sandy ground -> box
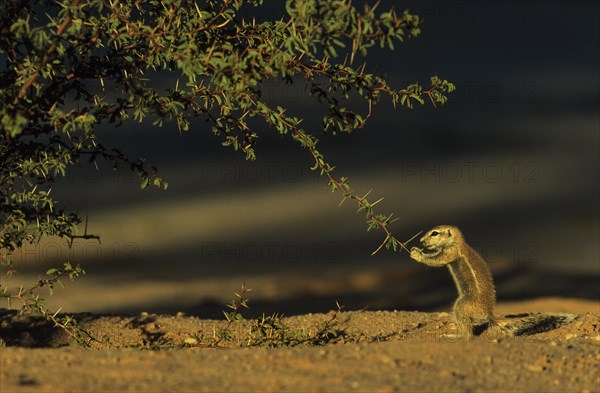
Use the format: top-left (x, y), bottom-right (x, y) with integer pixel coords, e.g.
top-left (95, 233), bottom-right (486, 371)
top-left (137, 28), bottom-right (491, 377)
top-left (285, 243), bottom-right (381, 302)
top-left (1, 297), bottom-right (599, 393)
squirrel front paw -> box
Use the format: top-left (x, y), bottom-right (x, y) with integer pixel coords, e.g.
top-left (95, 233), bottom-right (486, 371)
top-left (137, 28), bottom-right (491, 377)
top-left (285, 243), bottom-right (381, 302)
top-left (409, 247), bottom-right (423, 260)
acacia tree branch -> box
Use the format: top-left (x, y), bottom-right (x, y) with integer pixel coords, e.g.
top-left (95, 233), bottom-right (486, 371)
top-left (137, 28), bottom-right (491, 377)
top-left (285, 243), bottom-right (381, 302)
top-left (15, 0), bottom-right (80, 102)
top-left (292, 128), bottom-right (413, 255)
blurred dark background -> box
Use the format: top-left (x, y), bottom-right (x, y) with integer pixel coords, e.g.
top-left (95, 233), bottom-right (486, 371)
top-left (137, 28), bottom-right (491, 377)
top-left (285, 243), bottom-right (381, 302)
top-left (4, 0), bottom-right (599, 317)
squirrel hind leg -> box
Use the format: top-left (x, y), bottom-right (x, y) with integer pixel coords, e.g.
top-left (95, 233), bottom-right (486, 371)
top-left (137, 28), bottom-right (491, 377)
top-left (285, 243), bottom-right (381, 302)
top-left (451, 298), bottom-right (475, 339)
top-left (452, 297), bottom-right (496, 339)
top-left (446, 317), bottom-right (475, 340)
top-left (452, 319), bottom-right (511, 340)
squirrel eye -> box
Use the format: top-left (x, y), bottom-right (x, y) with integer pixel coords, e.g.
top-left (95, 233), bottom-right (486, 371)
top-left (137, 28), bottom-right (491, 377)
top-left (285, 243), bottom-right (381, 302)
top-left (430, 231), bottom-right (439, 236)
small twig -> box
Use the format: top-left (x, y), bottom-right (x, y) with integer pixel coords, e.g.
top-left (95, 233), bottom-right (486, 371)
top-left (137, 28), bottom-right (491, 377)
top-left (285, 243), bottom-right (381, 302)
top-left (66, 214), bottom-right (100, 248)
top-left (425, 90), bottom-right (437, 108)
top-left (371, 234), bottom-right (391, 256)
top-left (402, 230), bottom-right (423, 246)
top-left (399, 230), bottom-right (424, 252)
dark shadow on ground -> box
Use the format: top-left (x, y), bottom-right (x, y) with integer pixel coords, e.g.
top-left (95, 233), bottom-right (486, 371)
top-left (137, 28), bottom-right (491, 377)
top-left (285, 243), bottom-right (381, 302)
top-left (97, 265), bottom-right (599, 319)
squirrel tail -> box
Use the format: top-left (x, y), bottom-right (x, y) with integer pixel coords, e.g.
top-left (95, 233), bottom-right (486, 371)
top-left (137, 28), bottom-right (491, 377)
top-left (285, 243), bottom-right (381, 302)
top-left (495, 313), bottom-right (578, 336)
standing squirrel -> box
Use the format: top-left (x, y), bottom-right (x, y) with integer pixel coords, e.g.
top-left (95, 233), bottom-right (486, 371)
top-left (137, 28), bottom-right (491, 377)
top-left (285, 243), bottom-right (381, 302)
top-left (409, 225), bottom-right (497, 338)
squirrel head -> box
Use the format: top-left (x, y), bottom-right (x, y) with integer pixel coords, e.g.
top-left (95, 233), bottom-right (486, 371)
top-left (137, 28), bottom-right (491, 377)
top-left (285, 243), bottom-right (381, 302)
top-left (420, 225), bottom-right (464, 251)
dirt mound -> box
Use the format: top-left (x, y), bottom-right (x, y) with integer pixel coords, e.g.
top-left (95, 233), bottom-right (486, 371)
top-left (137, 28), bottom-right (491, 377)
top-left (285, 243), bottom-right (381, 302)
top-left (1, 299), bottom-right (599, 392)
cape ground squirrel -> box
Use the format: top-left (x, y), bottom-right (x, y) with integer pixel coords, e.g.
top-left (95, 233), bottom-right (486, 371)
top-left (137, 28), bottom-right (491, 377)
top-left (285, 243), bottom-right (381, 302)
top-left (409, 225), bottom-right (496, 338)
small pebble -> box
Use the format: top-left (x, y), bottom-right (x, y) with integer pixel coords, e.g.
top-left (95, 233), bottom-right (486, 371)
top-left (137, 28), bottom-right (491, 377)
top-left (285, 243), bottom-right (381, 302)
top-left (526, 364), bottom-right (544, 373)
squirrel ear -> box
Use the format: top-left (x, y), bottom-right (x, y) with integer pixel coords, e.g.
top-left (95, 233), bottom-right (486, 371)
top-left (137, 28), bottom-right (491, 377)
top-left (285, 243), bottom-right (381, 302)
top-left (447, 230), bottom-right (452, 237)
